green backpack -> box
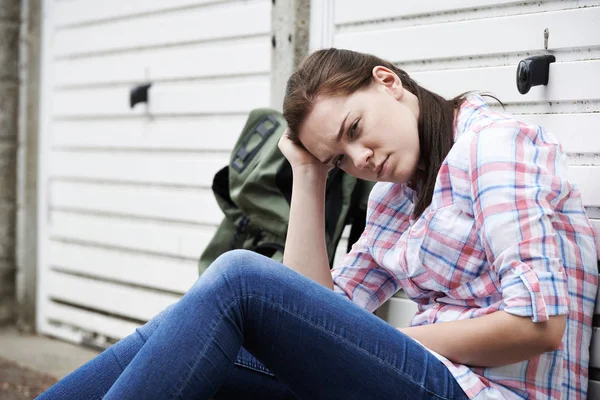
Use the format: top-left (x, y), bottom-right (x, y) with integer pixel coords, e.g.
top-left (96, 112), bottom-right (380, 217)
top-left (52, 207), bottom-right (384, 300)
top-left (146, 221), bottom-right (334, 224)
top-left (198, 108), bottom-right (374, 274)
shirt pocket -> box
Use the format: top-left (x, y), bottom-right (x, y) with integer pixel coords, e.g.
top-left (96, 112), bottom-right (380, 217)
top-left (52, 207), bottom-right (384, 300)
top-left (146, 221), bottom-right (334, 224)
top-left (417, 203), bottom-right (488, 292)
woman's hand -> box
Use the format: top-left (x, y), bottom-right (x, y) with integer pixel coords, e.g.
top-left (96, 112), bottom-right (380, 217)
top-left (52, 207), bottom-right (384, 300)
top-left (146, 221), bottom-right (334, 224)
top-left (278, 129), bottom-right (332, 175)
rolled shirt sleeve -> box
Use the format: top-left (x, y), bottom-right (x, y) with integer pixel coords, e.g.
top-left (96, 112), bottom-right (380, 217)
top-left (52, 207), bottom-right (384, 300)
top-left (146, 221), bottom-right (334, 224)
top-left (469, 120), bottom-right (570, 322)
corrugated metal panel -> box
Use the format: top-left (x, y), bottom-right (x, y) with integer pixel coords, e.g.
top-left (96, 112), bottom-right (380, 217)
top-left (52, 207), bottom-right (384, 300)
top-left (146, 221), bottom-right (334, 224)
top-left (316, 0), bottom-right (600, 387)
top-left (38, 0), bottom-right (272, 346)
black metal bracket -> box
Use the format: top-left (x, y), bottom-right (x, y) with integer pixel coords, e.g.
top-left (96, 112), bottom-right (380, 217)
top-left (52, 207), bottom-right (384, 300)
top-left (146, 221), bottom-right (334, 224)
top-left (516, 55), bottom-right (555, 95)
top-left (130, 83), bottom-right (152, 108)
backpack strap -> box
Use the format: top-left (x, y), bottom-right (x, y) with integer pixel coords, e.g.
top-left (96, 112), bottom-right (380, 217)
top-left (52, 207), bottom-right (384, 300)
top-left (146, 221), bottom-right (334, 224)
top-left (231, 114), bottom-right (280, 173)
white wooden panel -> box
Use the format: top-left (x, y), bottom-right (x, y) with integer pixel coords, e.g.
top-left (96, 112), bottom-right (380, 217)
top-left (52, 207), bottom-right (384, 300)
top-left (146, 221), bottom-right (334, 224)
top-left (46, 302), bottom-right (140, 340)
top-left (41, 0), bottom-right (274, 346)
top-left (52, 116), bottom-right (247, 152)
top-left (51, 150), bottom-right (228, 187)
top-left (47, 271), bottom-right (179, 322)
top-left (55, 0), bottom-right (221, 26)
top-left (53, 76), bottom-right (270, 117)
top-left (54, 1), bottom-right (271, 56)
top-left (335, 0), bottom-right (531, 24)
top-left (375, 297), bottom-right (418, 328)
top-left (53, 86), bottom-right (144, 117)
top-left (50, 211), bottom-right (216, 260)
top-left (412, 61), bottom-right (600, 104)
top-left (50, 241), bottom-right (197, 294)
top-left (38, 321), bottom-right (85, 346)
top-left (150, 77), bottom-right (271, 115)
top-left (37, 0), bottom-right (57, 337)
top-left (335, 7), bottom-right (600, 63)
top-left (54, 37), bottom-right (270, 86)
top-left (569, 167), bottom-right (600, 208)
top-left (51, 181), bottom-right (222, 225)
top-left (520, 114), bottom-right (600, 154)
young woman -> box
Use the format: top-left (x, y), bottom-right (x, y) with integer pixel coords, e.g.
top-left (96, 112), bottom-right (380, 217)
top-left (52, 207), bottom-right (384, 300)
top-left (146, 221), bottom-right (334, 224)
top-left (39, 48), bottom-right (598, 400)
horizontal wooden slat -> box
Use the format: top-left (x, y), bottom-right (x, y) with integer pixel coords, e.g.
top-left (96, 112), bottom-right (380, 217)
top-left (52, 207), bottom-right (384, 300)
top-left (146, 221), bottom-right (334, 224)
top-left (520, 114), bottom-right (600, 154)
top-left (51, 116), bottom-right (247, 151)
top-left (150, 77), bottom-right (271, 115)
top-left (46, 302), bottom-right (140, 340)
top-left (38, 322), bottom-right (85, 346)
top-left (47, 271), bottom-right (179, 322)
top-left (334, 0), bottom-right (532, 24)
top-left (54, 1), bottom-right (271, 56)
top-left (412, 61), bottom-right (600, 104)
top-left (375, 297), bottom-right (418, 328)
top-left (50, 150), bottom-right (228, 187)
top-left (335, 7), bottom-right (600, 63)
top-left (49, 241), bottom-right (197, 293)
top-left (52, 75), bottom-right (270, 117)
top-left (54, 0), bottom-right (220, 26)
top-left (568, 167), bottom-right (600, 208)
top-left (54, 37), bottom-right (270, 87)
top-left (50, 211), bottom-right (216, 260)
top-left (51, 181), bottom-right (222, 225)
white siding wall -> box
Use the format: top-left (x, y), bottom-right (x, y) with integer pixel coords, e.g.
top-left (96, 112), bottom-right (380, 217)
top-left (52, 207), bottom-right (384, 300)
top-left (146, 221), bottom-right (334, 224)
top-left (37, 0), bottom-right (272, 346)
top-left (312, 0), bottom-right (600, 393)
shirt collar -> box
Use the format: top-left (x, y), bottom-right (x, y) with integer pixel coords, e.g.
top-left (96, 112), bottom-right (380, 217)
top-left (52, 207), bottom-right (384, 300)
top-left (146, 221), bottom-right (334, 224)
top-left (453, 94), bottom-right (489, 142)
top-left (404, 94), bottom-right (489, 203)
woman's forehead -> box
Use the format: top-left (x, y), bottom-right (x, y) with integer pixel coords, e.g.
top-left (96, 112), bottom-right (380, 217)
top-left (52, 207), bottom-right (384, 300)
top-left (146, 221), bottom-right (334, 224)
top-left (299, 96), bottom-right (349, 159)
top-left (302, 96), bottom-right (349, 140)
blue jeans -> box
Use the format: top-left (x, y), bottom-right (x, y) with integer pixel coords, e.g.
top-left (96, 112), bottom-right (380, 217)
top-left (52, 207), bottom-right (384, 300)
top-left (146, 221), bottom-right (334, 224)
top-left (38, 250), bottom-right (468, 399)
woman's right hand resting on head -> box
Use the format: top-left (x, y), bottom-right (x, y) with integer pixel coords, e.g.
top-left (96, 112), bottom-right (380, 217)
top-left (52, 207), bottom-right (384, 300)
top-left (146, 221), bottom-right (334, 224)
top-left (278, 130), bottom-right (335, 289)
top-left (278, 129), bottom-right (332, 173)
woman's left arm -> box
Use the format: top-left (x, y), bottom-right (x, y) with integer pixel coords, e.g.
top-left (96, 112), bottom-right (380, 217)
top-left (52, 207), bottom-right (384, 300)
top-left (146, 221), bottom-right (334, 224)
top-left (405, 120), bottom-right (573, 367)
top-left (399, 311), bottom-right (566, 367)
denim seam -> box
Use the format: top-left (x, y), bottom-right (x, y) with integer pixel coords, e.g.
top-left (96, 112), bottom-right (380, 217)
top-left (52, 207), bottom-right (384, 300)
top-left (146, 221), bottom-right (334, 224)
top-left (251, 295), bottom-right (458, 400)
top-left (233, 358), bottom-right (276, 377)
top-left (109, 348), bottom-right (126, 373)
top-left (170, 295), bottom-right (243, 399)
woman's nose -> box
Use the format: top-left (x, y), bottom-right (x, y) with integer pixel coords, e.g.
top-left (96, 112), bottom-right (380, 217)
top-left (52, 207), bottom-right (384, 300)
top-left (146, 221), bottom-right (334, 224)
top-left (348, 146), bottom-right (371, 170)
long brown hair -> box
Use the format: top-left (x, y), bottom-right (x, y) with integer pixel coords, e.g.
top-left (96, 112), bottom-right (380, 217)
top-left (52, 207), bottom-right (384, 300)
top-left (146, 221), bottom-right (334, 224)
top-left (283, 48), bottom-right (466, 217)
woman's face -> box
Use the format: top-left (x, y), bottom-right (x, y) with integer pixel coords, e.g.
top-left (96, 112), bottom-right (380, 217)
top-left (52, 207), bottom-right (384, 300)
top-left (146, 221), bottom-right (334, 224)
top-left (298, 66), bottom-right (421, 184)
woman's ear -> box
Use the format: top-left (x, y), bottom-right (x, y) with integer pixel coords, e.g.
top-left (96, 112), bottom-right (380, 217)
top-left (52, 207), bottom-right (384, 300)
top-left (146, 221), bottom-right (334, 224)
top-left (372, 66), bottom-right (404, 100)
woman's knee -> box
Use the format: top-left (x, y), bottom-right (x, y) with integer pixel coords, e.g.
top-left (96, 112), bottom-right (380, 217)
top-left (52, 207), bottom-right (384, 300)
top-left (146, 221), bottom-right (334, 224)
top-left (198, 250), bottom-right (279, 292)
top-left (210, 250), bottom-right (272, 277)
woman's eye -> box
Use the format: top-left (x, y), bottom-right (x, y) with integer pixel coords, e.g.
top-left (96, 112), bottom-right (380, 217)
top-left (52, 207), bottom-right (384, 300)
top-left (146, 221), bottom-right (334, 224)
top-left (334, 154), bottom-right (345, 167)
top-left (348, 119), bottom-right (360, 138)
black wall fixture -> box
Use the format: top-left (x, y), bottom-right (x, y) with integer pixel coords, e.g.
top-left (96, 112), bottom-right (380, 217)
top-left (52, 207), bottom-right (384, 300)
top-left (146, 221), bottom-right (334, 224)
top-left (516, 55), bottom-right (555, 95)
top-left (130, 83), bottom-right (152, 108)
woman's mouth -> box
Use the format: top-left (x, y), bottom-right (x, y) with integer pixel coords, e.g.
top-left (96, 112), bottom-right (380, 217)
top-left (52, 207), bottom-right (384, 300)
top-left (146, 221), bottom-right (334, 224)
top-left (376, 157), bottom-right (388, 178)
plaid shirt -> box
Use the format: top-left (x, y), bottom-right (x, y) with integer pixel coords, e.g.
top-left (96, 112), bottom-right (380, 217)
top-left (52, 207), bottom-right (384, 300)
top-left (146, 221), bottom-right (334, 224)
top-left (332, 96), bottom-right (598, 399)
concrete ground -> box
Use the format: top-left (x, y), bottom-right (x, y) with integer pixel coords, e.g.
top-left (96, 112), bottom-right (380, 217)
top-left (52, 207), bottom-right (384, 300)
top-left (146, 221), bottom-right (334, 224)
top-left (0, 326), bottom-right (99, 399)
top-left (0, 358), bottom-right (57, 399)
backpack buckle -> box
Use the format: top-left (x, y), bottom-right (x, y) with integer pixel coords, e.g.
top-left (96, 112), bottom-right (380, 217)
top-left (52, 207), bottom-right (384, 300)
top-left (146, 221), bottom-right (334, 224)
top-left (232, 115), bottom-right (280, 173)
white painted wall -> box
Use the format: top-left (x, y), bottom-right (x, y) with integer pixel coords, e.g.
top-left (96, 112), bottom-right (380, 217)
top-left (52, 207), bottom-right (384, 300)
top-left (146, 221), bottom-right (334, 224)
top-left (311, 0), bottom-right (600, 393)
top-left (37, 0), bottom-right (272, 346)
